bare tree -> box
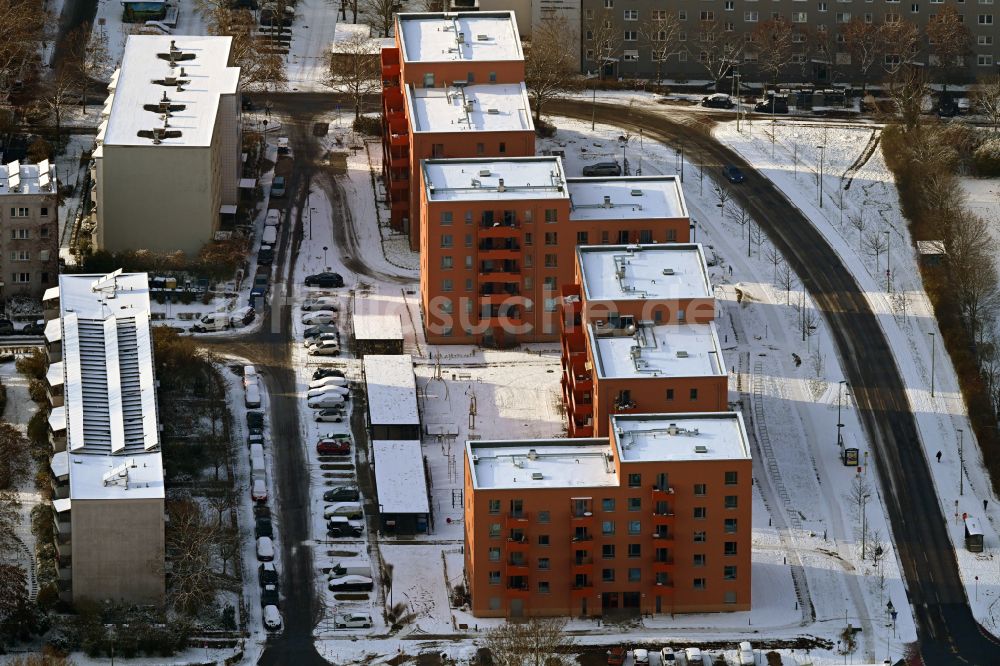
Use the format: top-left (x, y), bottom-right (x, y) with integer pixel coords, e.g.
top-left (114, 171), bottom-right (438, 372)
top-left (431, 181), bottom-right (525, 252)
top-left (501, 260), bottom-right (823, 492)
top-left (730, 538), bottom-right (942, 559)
top-left (0, 0), bottom-right (47, 103)
top-left (844, 467), bottom-right (873, 523)
top-left (206, 489), bottom-right (237, 527)
top-left (328, 32), bottom-right (380, 120)
top-left (484, 617), bottom-right (574, 666)
top-left (973, 75), bottom-right (1000, 133)
top-left (42, 66), bottom-right (77, 146)
top-left (695, 19), bottom-right (745, 88)
top-left (840, 18), bottom-right (882, 93)
top-left (864, 228), bottom-right (889, 272)
top-left (585, 9), bottom-right (622, 80)
top-left (777, 261), bottom-right (796, 304)
top-left (713, 182), bottom-right (731, 220)
top-left (727, 203), bottom-right (751, 238)
top-left (886, 65), bottom-right (930, 130)
top-left (749, 221), bottom-right (765, 257)
top-left (0, 563), bottom-right (28, 628)
top-left (753, 17), bottom-right (795, 87)
top-left (64, 22), bottom-right (113, 113)
top-left (216, 527), bottom-right (241, 578)
top-left (879, 20), bottom-right (920, 82)
top-left (0, 423), bottom-right (29, 490)
top-left (764, 243), bottom-right (783, 283)
top-left (525, 17), bottom-right (580, 123)
top-left (0, 489), bottom-right (21, 553)
top-left (361, 0), bottom-right (395, 38)
top-left (926, 6), bottom-right (971, 91)
top-left (200, 4), bottom-right (286, 93)
top-left (640, 10), bottom-right (683, 84)
top-left (848, 210), bottom-right (867, 252)
top-left (165, 495), bottom-right (222, 614)
top-left (947, 210), bottom-right (1000, 345)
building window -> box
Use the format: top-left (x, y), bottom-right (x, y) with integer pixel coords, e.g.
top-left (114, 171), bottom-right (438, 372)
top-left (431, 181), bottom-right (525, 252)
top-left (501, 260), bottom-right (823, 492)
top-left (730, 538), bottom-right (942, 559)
top-left (441, 256), bottom-right (453, 270)
top-left (725, 541), bottom-right (738, 556)
top-left (10, 208), bottom-right (28, 218)
top-left (701, 10), bottom-right (715, 20)
top-left (744, 10), bottom-right (758, 21)
top-left (524, 232), bottom-right (533, 245)
top-left (628, 497), bottom-right (641, 512)
top-left (538, 534), bottom-right (550, 546)
top-left (602, 568), bottom-right (615, 582)
top-left (724, 591), bottom-right (738, 604)
top-left (628, 520), bottom-right (641, 535)
top-left (602, 520), bottom-right (615, 535)
top-left (465, 279), bottom-right (473, 292)
top-left (489, 523), bottom-right (501, 537)
top-left (628, 473), bottom-right (641, 488)
top-left (40, 207), bottom-right (48, 217)
top-left (577, 231), bottom-right (589, 244)
top-left (724, 565), bottom-right (738, 580)
top-left (694, 483), bottom-right (707, 496)
top-left (544, 232), bottom-right (558, 245)
top-left (441, 211), bottom-right (453, 225)
top-left (441, 234), bottom-right (453, 248)
top-left (602, 544), bottom-right (616, 559)
top-left (12, 273), bottom-right (29, 284)
top-left (488, 500), bottom-right (500, 514)
top-left (604, 0), bottom-right (613, 6)
top-left (10, 251), bottom-right (29, 262)
top-left (725, 495), bottom-right (738, 509)
top-left (544, 209), bottom-right (558, 223)
top-left (679, 9), bottom-right (687, 20)
top-left (694, 531), bottom-right (706, 542)
top-left (476, 142), bottom-right (485, 155)
top-left (791, 11), bottom-right (808, 21)
top-left (432, 143), bottom-right (444, 157)
top-left (627, 543), bottom-right (641, 558)
top-left (725, 471), bottom-right (738, 485)
top-left (442, 279), bottom-right (453, 292)
top-left (465, 256), bottom-right (472, 269)
top-left (690, 388), bottom-right (699, 400)
top-left (979, 35), bottom-right (994, 45)
top-left (544, 254), bottom-right (557, 268)
top-left (724, 518), bottom-right (738, 533)
top-left (440, 299), bottom-right (453, 314)
top-left (666, 388), bottom-right (675, 401)
top-left (694, 507), bottom-right (707, 519)
top-left (911, 3), bottom-right (919, 10)
top-left (602, 498), bottom-right (616, 512)
top-left (628, 567), bottom-right (641, 582)
top-left (979, 13), bottom-right (993, 22)
top-left (10, 229), bottom-right (28, 240)
top-left (537, 581), bottom-right (550, 593)
top-left (624, 9), bottom-right (638, 20)
top-left (499, 142), bottom-right (506, 154)
top-left (538, 557), bottom-right (550, 570)
top-left (693, 578), bottom-right (706, 589)
top-left (41, 272), bottom-right (49, 284)
top-left (979, 54), bottom-right (995, 65)
top-left (624, 31), bottom-right (638, 41)
top-left (538, 511), bottom-right (550, 523)
top-left (423, 73), bottom-right (435, 87)
top-left (489, 72), bottom-right (497, 82)
top-left (40, 226), bottom-right (50, 238)
top-left (489, 571), bottom-right (500, 584)
top-left (465, 233), bottom-right (473, 247)
top-left (693, 553), bottom-right (706, 567)
top-left (467, 71), bottom-right (475, 83)
top-left (488, 547), bottom-right (500, 561)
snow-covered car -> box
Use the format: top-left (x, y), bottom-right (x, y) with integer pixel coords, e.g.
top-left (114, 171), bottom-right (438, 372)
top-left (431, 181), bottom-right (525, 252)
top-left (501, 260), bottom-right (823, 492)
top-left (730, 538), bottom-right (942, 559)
top-left (310, 375), bottom-right (348, 390)
top-left (263, 604), bottom-right (282, 631)
top-left (327, 574), bottom-right (374, 591)
top-left (245, 383), bottom-right (262, 408)
top-left (302, 297), bottom-right (340, 311)
top-left (312, 368), bottom-right (345, 381)
top-left (660, 647), bottom-right (677, 666)
top-left (251, 478), bottom-right (268, 502)
top-left (244, 365), bottom-right (258, 388)
top-left (304, 324), bottom-right (339, 340)
top-left (327, 516), bottom-right (364, 537)
top-left (631, 648), bottom-right (649, 664)
top-left (324, 502), bottom-right (364, 519)
top-left (317, 438), bottom-right (350, 455)
top-left (303, 332), bottom-right (339, 348)
top-left (334, 612), bottom-right (373, 629)
top-left (307, 384), bottom-right (349, 399)
top-left (308, 393), bottom-right (347, 409)
top-left (230, 306), bottom-right (256, 327)
top-left (702, 93), bottom-right (735, 109)
top-left (307, 340), bottom-right (342, 357)
top-left (301, 310), bottom-right (338, 325)
top-left (738, 642), bottom-right (754, 665)
top-left (684, 647), bottom-right (703, 665)
top-left (314, 408), bottom-right (346, 423)
top-left (256, 536), bottom-right (274, 561)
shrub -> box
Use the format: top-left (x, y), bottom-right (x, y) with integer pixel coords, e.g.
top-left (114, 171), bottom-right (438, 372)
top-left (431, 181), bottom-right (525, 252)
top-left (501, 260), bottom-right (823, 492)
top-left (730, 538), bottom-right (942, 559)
top-left (0, 381), bottom-right (7, 416)
top-left (535, 118), bottom-right (556, 138)
top-left (28, 379), bottom-right (48, 404)
top-left (353, 115), bottom-right (383, 136)
top-left (973, 137), bottom-right (1000, 176)
top-left (765, 651), bottom-right (782, 666)
top-left (27, 408), bottom-right (49, 448)
top-left (16, 349), bottom-right (47, 380)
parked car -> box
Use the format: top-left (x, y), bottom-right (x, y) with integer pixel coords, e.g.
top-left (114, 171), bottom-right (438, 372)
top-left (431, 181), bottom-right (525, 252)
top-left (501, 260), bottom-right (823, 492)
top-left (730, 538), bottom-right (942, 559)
top-left (307, 384), bottom-right (349, 399)
top-left (270, 176), bottom-right (286, 198)
top-left (327, 516), bottom-right (364, 537)
top-left (302, 310), bottom-right (338, 325)
top-left (302, 297), bottom-right (339, 312)
top-left (582, 161), bottom-right (622, 177)
top-left (191, 312), bottom-right (230, 333)
top-left (738, 642), bottom-right (754, 666)
top-left (230, 306), bottom-right (256, 327)
top-left (265, 209), bottom-right (281, 227)
top-left (258, 246), bottom-right (275, 266)
top-left (660, 647), bottom-right (677, 666)
top-left (251, 479), bottom-right (268, 503)
top-left (249, 285), bottom-right (269, 307)
top-left (631, 648), bottom-right (649, 664)
top-left (327, 575), bottom-right (374, 592)
top-left (308, 392), bottom-right (346, 409)
top-left (304, 332), bottom-right (340, 348)
top-left (324, 502), bottom-right (363, 519)
top-left (304, 272), bottom-right (344, 288)
top-left (308, 340), bottom-right (342, 357)
top-left (937, 94), bottom-right (958, 118)
top-left (245, 383), bottom-right (262, 409)
top-left (754, 96), bottom-right (788, 113)
top-left (260, 583), bottom-right (279, 607)
top-left (256, 536), bottom-right (274, 561)
top-left (323, 486), bottom-right (360, 502)
top-left (255, 516), bottom-right (273, 538)
top-left (606, 646), bottom-right (626, 666)
top-left (317, 438), bottom-right (351, 455)
top-left (259, 562), bottom-right (279, 586)
top-left (722, 165), bottom-right (745, 183)
top-left (244, 365), bottom-right (258, 388)
top-left (334, 612), bottom-right (373, 629)
top-left (310, 375), bottom-right (348, 390)
top-left (314, 408), bottom-right (346, 423)
top-left (21, 320), bottom-right (44, 335)
top-left (304, 324), bottom-right (339, 340)
top-left (330, 561), bottom-right (371, 577)
top-left (684, 647), bottom-right (703, 665)
top-left (263, 605), bottom-right (282, 631)
top-left (254, 504), bottom-right (271, 519)
top-left (247, 411), bottom-right (265, 429)
top-left (701, 93), bottom-right (734, 109)
top-left (312, 368), bottom-right (345, 381)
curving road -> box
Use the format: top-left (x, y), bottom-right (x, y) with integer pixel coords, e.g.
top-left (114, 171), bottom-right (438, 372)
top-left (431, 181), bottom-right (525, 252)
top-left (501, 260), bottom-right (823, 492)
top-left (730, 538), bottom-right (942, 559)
top-left (547, 99), bottom-right (1000, 665)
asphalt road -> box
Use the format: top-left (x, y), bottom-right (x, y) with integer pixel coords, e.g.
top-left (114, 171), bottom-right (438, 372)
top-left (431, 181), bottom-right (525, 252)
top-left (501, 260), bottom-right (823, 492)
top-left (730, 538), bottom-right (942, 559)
top-left (548, 99), bottom-right (1000, 664)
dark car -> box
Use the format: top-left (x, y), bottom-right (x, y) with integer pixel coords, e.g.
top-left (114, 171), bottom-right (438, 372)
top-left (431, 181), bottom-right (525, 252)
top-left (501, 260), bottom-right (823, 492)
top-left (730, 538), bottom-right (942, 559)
top-left (701, 93), bottom-right (734, 109)
top-left (0, 319), bottom-right (15, 335)
top-left (258, 246), bottom-right (275, 266)
top-left (754, 97), bottom-right (788, 114)
top-left (247, 411), bottom-right (264, 429)
top-left (255, 516), bottom-right (273, 539)
top-left (317, 438), bottom-right (351, 455)
top-left (258, 562), bottom-right (279, 586)
top-left (270, 176), bottom-right (286, 198)
top-left (304, 324), bottom-right (339, 340)
top-left (937, 94), bottom-right (958, 118)
top-left (250, 285), bottom-right (269, 307)
top-left (254, 504), bottom-right (272, 520)
top-left (305, 272), bottom-right (344, 288)
top-left (327, 517), bottom-right (364, 538)
top-left (323, 486), bottom-right (360, 503)
top-left (260, 584), bottom-right (279, 607)
top-left (21, 321), bottom-right (45, 335)
top-left (312, 368), bottom-right (346, 381)
top-left (582, 161), bottom-right (622, 177)
top-left (722, 165), bottom-right (746, 184)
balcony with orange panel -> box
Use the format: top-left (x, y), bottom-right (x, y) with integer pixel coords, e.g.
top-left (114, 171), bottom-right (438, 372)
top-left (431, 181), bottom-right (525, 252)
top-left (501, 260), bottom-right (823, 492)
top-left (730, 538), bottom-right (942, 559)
top-left (569, 420), bottom-right (593, 438)
top-left (505, 512), bottom-right (530, 528)
top-left (479, 218), bottom-right (521, 240)
top-left (652, 556), bottom-right (675, 575)
top-left (380, 46), bottom-right (401, 79)
top-left (480, 283), bottom-right (521, 306)
top-left (570, 579), bottom-right (594, 597)
top-left (571, 555), bottom-right (594, 576)
top-left (505, 558), bottom-right (530, 576)
top-left (506, 577), bottom-right (531, 597)
top-left (478, 238), bottom-right (521, 262)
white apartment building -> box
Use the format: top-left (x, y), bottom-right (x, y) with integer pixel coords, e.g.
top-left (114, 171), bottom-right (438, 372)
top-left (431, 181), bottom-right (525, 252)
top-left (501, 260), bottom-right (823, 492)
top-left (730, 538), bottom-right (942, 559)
top-left (93, 36), bottom-right (241, 256)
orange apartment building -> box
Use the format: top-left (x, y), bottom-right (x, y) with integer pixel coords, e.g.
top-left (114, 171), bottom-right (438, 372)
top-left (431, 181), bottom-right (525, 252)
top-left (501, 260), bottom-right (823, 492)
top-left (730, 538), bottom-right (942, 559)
top-left (380, 11), bottom-right (527, 244)
top-left (419, 157), bottom-right (692, 346)
top-left (561, 244), bottom-right (725, 437)
top-left (463, 412), bottom-right (753, 618)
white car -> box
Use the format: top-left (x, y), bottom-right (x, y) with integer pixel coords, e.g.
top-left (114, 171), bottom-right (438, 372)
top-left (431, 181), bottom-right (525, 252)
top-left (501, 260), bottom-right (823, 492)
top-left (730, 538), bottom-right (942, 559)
top-left (334, 611), bottom-right (373, 629)
top-left (302, 297), bottom-right (339, 311)
top-left (245, 384), bottom-right (262, 409)
top-left (265, 209), bottom-right (281, 227)
top-left (301, 310), bottom-right (338, 325)
top-left (327, 574), bottom-right (374, 591)
top-left (660, 647), bottom-right (677, 666)
top-left (307, 385), bottom-right (349, 399)
top-left (309, 375), bottom-right (348, 390)
top-left (263, 604), bottom-right (282, 631)
top-left (324, 501), bottom-right (363, 519)
top-left (684, 647), bottom-right (703, 665)
top-left (632, 648), bottom-right (649, 664)
top-left (308, 340), bottom-right (342, 357)
top-left (256, 536), bottom-right (274, 561)
top-left (244, 365), bottom-right (258, 389)
top-left (738, 642), bottom-right (754, 665)
top-left (251, 478), bottom-right (268, 502)
top-left (304, 333), bottom-right (339, 348)
top-left (314, 408), bottom-right (346, 423)
top-left (308, 393), bottom-right (346, 409)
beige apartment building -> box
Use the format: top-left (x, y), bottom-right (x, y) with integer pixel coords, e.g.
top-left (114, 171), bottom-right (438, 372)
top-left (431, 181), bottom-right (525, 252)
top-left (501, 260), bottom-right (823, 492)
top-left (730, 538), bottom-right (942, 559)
top-left (45, 271), bottom-right (165, 605)
top-left (580, 0), bottom-right (1000, 85)
top-left (93, 36), bottom-right (241, 257)
top-left (0, 160), bottom-right (59, 301)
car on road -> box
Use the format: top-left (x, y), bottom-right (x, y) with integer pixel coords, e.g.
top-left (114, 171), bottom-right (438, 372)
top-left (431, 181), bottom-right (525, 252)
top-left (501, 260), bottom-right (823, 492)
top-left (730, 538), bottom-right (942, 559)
top-left (308, 340), bottom-right (342, 357)
top-left (258, 245), bottom-right (275, 266)
top-left (21, 321), bottom-right (45, 335)
top-left (327, 516), bottom-right (364, 537)
top-left (301, 310), bottom-right (338, 325)
top-left (314, 408), bottom-right (346, 423)
top-left (327, 574), bottom-right (374, 592)
top-left (230, 306), bottom-right (256, 327)
top-left (582, 161), bottom-right (622, 177)
top-left (754, 97), bottom-right (788, 113)
top-left (631, 648), bottom-right (649, 664)
top-left (256, 536), bottom-right (274, 561)
top-left (310, 375), bottom-right (348, 390)
top-left (323, 486), bottom-right (360, 502)
top-left (261, 583), bottom-right (279, 607)
top-left (660, 647), bottom-right (677, 666)
top-left (255, 516), bottom-right (273, 538)
top-left (247, 411), bottom-right (264, 429)
top-left (302, 297), bottom-right (339, 311)
top-left (244, 365), bottom-right (258, 389)
top-left (263, 605), bottom-right (282, 631)
top-left (308, 392), bottom-right (347, 409)
top-left (245, 383), bottom-right (262, 409)
top-left (251, 479), bottom-right (268, 503)
top-left (277, 136), bottom-right (291, 155)
top-left (305, 272), bottom-right (344, 288)
top-left (334, 612), bottom-right (373, 629)
top-left (265, 209), bottom-right (281, 227)
top-left (317, 438), bottom-right (351, 455)
top-left (722, 165), bottom-right (745, 183)
top-left (304, 324), bottom-right (339, 340)
top-left (270, 176), bottom-right (286, 198)
top-left (259, 562), bottom-right (279, 586)
top-left (701, 93), bottom-right (734, 109)
top-left (254, 504), bottom-right (271, 519)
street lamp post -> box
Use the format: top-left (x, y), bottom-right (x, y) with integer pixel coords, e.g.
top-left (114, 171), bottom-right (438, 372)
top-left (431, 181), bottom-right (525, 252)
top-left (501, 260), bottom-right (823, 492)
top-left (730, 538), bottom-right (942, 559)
top-left (690, 220), bottom-right (698, 243)
top-left (817, 144), bottom-right (826, 208)
top-left (958, 428), bottom-right (965, 496)
top-left (837, 380), bottom-right (847, 449)
top-left (323, 245), bottom-right (329, 269)
top-left (885, 230), bottom-right (891, 292)
top-left (930, 331), bottom-right (937, 397)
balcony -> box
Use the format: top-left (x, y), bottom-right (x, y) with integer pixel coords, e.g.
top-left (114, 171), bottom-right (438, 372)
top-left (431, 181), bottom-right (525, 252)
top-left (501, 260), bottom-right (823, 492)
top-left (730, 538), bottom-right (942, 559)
top-left (571, 532), bottom-right (593, 543)
top-left (653, 511), bottom-right (675, 527)
top-left (505, 559), bottom-right (530, 575)
top-left (569, 393), bottom-right (593, 415)
top-left (479, 222), bottom-right (520, 239)
top-left (651, 485), bottom-right (676, 498)
top-left (478, 246), bottom-right (521, 262)
top-left (570, 511), bottom-right (594, 528)
top-left (569, 372), bottom-right (592, 392)
top-left (571, 557), bottom-right (594, 576)
top-left (389, 176), bottom-right (409, 191)
top-left (613, 400), bottom-right (640, 414)
top-left (651, 529), bottom-right (673, 541)
top-left (570, 581), bottom-right (594, 597)
top-left (380, 47), bottom-right (401, 80)
top-left (506, 581), bottom-right (531, 597)
top-left (504, 512), bottom-right (530, 528)
top-left (569, 421), bottom-right (594, 438)
top-left (653, 557), bottom-right (675, 574)
top-left (389, 132), bottom-right (409, 148)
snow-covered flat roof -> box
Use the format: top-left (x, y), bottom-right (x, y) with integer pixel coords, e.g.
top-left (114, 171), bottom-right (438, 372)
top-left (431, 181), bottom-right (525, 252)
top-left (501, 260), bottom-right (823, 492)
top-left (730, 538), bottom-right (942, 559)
top-left (397, 12), bottom-right (522, 63)
top-left (612, 413), bottom-right (751, 463)
top-left (68, 450), bottom-right (165, 500)
top-left (589, 322), bottom-right (724, 379)
top-left (0, 160), bottom-right (57, 196)
top-left (423, 157), bottom-right (568, 201)
top-left (406, 83), bottom-right (533, 133)
top-left (568, 176), bottom-right (687, 221)
top-left (467, 439), bottom-right (618, 490)
top-left (373, 440), bottom-right (430, 514)
top-left (103, 35), bottom-right (239, 147)
top-left (578, 244), bottom-right (712, 303)
top-left (353, 313), bottom-right (403, 341)
top-left (363, 354), bottom-right (420, 425)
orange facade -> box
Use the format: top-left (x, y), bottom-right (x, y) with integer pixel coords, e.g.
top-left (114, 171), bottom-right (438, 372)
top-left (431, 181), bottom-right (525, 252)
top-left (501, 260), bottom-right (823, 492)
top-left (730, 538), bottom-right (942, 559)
top-left (463, 417), bottom-right (753, 618)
